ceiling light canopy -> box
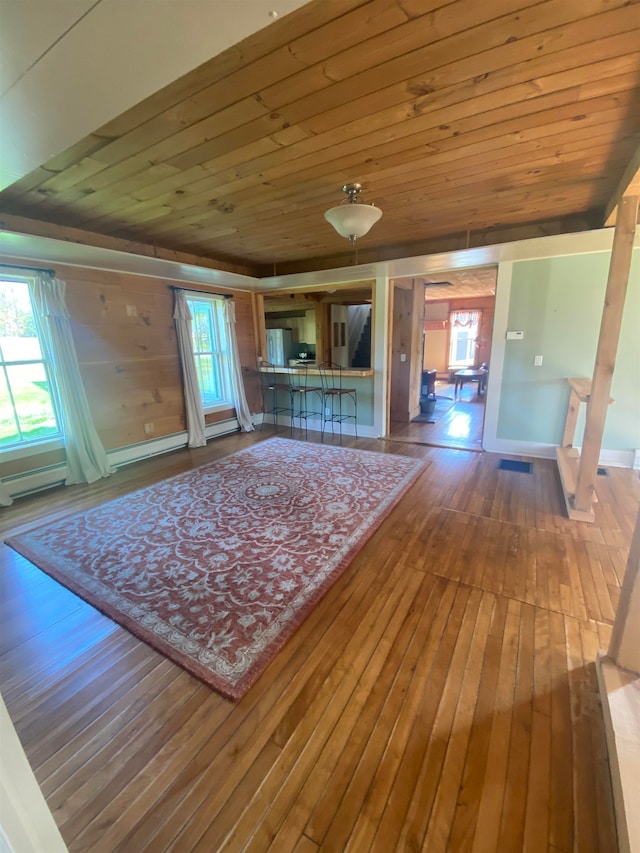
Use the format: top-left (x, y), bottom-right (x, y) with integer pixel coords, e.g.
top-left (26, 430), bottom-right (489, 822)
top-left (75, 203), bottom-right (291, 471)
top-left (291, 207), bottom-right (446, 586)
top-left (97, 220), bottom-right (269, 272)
top-left (324, 183), bottom-right (382, 244)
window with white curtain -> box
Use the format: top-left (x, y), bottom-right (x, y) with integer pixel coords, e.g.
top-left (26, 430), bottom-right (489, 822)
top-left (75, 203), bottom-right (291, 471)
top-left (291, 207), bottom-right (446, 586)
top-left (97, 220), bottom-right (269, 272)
top-left (0, 276), bottom-right (62, 449)
top-left (449, 310), bottom-right (481, 367)
top-left (185, 294), bottom-right (232, 412)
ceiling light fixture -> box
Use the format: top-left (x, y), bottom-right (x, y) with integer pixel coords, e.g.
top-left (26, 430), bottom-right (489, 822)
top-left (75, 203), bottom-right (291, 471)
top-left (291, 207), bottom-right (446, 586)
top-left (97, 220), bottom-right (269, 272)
top-left (324, 183), bottom-right (382, 244)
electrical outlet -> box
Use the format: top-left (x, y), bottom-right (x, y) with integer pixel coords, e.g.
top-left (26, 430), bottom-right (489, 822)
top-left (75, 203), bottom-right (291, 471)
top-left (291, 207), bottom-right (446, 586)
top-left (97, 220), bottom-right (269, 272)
top-left (400, 353), bottom-right (407, 362)
top-left (325, 407), bottom-right (331, 416)
top-left (534, 355), bottom-right (543, 366)
top-left (126, 304), bottom-right (137, 317)
top-left (143, 422), bottom-right (154, 435)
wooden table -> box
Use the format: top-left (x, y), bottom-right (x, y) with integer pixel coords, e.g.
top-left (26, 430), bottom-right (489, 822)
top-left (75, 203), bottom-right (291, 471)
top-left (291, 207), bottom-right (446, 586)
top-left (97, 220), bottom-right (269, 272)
top-left (454, 368), bottom-right (487, 396)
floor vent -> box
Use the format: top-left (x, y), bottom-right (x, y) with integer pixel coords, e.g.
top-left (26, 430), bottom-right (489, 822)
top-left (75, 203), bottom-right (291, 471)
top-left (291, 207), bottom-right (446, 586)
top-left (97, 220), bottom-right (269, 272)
top-left (597, 467), bottom-right (609, 476)
top-left (497, 459), bottom-right (533, 474)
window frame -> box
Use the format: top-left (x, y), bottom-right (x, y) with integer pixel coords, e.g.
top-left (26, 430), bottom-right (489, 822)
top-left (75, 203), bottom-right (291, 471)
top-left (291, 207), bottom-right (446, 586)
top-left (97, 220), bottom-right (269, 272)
top-left (0, 274), bottom-right (64, 455)
top-left (185, 293), bottom-right (233, 414)
top-left (448, 309), bottom-right (481, 368)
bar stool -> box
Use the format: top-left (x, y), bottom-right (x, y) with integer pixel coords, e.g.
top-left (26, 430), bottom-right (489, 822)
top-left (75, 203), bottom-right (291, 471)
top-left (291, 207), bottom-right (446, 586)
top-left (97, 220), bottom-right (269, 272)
top-left (319, 361), bottom-right (358, 443)
top-left (288, 361), bottom-right (323, 437)
top-left (258, 360), bottom-right (291, 431)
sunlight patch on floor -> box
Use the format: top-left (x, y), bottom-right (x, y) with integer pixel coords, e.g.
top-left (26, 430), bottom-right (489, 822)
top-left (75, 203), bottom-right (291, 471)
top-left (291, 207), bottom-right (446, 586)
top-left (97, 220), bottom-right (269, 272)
top-left (446, 411), bottom-right (473, 439)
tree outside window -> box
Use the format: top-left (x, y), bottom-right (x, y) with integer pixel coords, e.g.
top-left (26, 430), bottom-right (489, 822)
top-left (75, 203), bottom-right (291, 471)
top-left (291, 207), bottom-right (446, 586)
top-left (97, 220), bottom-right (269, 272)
top-left (0, 278), bottom-right (62, 448)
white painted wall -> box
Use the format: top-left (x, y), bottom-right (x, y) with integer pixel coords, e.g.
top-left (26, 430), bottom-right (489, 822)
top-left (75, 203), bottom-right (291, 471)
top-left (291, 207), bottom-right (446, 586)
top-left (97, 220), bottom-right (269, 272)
top-left (0, 0), bottom-right (312, 190)
top-left (1, 693), bottom-right (68, 852)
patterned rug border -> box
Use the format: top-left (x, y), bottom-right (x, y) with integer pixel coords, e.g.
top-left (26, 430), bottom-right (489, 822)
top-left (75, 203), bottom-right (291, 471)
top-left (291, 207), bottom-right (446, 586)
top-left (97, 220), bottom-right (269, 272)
top-left (5, 438), bottom-right (425, 700)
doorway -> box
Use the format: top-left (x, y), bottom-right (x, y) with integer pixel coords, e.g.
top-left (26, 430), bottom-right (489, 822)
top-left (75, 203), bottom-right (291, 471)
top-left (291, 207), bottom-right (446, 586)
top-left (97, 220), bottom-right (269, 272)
top-left (386, 267), bottom-right (497, 451)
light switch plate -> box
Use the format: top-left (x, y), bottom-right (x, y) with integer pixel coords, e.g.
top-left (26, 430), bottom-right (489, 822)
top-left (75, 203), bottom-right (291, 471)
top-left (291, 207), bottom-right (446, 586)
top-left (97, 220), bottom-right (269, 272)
top-left (534, 355), bottom-right (543, 366)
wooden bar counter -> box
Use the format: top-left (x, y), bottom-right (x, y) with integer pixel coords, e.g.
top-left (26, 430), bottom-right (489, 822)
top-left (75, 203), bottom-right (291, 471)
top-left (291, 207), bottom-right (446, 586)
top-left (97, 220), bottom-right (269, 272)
top-left (258, 365), bottom-right (373, 378)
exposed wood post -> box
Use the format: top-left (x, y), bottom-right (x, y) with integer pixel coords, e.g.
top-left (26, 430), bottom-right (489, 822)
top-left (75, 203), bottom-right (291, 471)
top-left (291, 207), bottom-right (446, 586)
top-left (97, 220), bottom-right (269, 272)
top-left (254, 292), bottom-right (266, 359)
top-left (608, 506), bottom-right (640, 673)
top-left (315, 303), bottom-right (331, 365)
top-left (408, 280), bottom-right (426, 421)
top-left (573, 194), bottom-right (638, 512)
top-left (561, 385), bottom-right (581, 447)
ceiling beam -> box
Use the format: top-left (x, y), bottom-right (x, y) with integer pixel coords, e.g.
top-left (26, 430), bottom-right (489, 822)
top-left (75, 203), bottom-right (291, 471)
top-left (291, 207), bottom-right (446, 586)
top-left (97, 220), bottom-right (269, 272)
top-left (604, 142), bottom-right (640, 227)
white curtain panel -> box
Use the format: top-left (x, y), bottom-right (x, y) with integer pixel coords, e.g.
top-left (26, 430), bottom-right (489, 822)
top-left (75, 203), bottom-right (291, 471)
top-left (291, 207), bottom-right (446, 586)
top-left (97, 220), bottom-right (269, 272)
top-left (173, 291), bottom-right (206, 447)
top-left (32, 275), bottom-right (114, 486)
top-left (223, 298), bottom-right (254, 432)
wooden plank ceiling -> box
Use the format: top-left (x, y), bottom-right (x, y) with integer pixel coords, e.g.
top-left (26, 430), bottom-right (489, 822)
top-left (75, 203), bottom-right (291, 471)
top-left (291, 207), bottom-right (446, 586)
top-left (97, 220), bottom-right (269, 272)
top-left (1, 0), bottom-right (639, 276)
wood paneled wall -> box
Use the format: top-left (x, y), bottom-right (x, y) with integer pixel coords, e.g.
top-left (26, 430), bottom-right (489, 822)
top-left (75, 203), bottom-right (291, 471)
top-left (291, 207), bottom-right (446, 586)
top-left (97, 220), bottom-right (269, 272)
top-left (389, 281), bottom-right (424, 423)
top-left (2, 258), bottom-right (261, 478)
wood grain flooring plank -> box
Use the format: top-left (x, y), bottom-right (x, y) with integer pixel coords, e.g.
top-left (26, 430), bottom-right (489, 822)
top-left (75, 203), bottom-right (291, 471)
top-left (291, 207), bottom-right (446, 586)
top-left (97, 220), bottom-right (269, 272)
top-left (18, 640), bottom-right (162, 764)
top-left (364, 585), bottom-right (485, 850)
top-left (584, 540), bottom-right (617, 623)
top-left (300, 574), bottom-right (449, 846)
top-left (565, 616), bottom-right (599, 853)
top-left (42, 668), bottom-right (204, 817)
top-left (237, 570), bottom-right (433, 853)
top-left (209, 560), bottom-right (424, 851)
top-left (445, 594), bottom-right (508, 852)
top-left (131, 539), bottom-right (414, 852)
top-left (522, 709), bottom-right (552, 853)
top-left (399, 589), bottom-right (495, 852)
top-left (547, 612), bottom-right (574, 853)
top-left (263, 572), bottom-right (444, 853)
top-left (312, 579), bottom-right (461, 850)
top-left (8, 630), bottom-right (144, 737)
top-left (0, 435), bottom-right (629, 851)
top-left (468, 599), bottom-right (521, 852)
top-left (289, 834), bottom-right (318, 853)
top-left (113, 565), bottom-right (373, 852)
top-left (338, 586), bottom-right (473, 852)
top-left (0, 609), bottom-right (118, 708)
top-left (497, 601), bottom-right (535, 853)
top-left (36, 659), bottom-right (180, 790)
top-left (579, 620), bottom-right (617, 851)
top-left (61, 685), bottom-right (213, 847)
top-left (75, 684), bottom-right (235, 852)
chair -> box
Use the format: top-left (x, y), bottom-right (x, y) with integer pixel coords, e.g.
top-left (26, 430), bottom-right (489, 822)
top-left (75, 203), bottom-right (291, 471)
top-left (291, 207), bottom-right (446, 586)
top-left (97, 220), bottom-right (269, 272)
top-left (319, 361), bottom-right (358, 443)
top-left (288, 361), bottom-right (323, 437)
top-left (258, 361), bottom-right (291, 431)
top-left (478, 362), bottom-right (489, 394)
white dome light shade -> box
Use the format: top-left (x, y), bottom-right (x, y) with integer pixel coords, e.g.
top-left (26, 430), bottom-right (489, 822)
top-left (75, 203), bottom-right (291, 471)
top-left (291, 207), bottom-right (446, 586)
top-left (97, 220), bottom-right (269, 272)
top-left (324, 183), bottom-right (383, 243)
top-left (324, 203), bottom-right (382, 243)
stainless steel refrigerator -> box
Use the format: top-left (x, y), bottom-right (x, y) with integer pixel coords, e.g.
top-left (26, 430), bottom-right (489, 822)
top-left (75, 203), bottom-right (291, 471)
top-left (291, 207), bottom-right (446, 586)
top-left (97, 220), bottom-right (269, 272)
top-left (266, 328), bottom-right (292, 365)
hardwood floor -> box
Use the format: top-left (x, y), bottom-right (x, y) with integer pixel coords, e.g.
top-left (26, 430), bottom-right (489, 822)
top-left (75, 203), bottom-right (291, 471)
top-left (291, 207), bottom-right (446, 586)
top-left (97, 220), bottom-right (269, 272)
top-left (388, 381), bottom-right (485, 451)
top-left (2, 429), bottom-right (638, 852)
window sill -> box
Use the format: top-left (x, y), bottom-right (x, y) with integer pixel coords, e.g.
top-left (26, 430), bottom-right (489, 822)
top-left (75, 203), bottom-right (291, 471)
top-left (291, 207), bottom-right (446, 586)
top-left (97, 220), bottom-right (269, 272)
top-left (203, 402), bottom-right (234, 415)
top-left (0, 437), bottom-right (64, 462)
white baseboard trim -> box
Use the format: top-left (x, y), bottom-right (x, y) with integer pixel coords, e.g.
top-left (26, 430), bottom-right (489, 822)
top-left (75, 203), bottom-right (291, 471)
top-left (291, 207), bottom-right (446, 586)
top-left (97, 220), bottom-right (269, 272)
top-left (482, 437), bottom-right (636, 468)
top-left (2, 464), bottom-right (67, 501)
top-left (109, 418), bottom-right (241, 468)
top-left (481, 438), bottom-right (557, 459)
top-left (591, 448), bottom-right (637, 469)
top-left (2, 419), bottom-right (242, 503)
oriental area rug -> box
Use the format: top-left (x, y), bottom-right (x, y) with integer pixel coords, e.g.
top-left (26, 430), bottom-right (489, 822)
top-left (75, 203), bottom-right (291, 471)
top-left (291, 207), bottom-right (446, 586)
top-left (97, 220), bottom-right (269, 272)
top-left (6, 438), bottom-right (424, 700)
